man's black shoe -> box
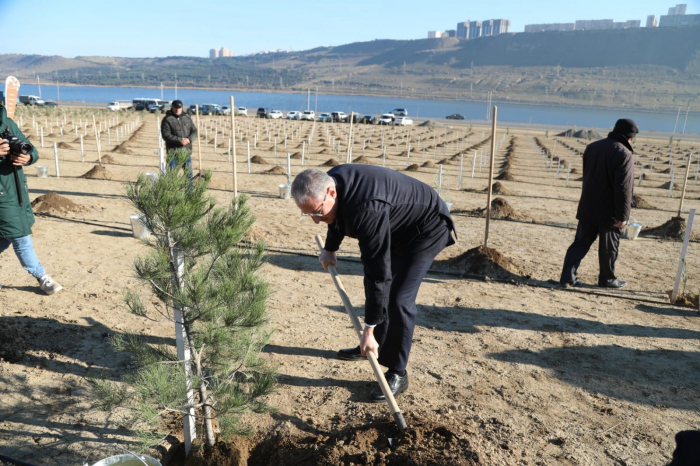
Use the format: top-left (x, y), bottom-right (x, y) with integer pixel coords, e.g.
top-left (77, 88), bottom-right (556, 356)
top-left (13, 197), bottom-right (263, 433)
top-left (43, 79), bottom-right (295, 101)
top-left (560, 279), bottom-right (583, 289)
top-left (369, 371), bottom-right (409, 403)
top-left (337, 346), bottom-right (365, 361)
top-left (599, 279), bottom-right (627, 289)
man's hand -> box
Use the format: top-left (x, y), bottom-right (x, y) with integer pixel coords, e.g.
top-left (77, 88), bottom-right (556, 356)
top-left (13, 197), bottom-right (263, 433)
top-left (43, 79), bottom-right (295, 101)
top-left (614, 220), bottom-right (627, 229)
top-left (319, 249), bottom-right (337, 271)
top-left (10, 153), bottom-right (31, 166)
top-left (0, 139), bottom-right (9, 157)
top-left (181, 137), bottom-right (191, 146)
top-left (360, 327), bottom-right (379, 359)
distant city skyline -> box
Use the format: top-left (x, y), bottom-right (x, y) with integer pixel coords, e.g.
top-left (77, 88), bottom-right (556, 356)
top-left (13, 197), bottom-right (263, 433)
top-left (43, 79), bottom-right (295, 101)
top-left (2, 0), bottom-right (694, 58)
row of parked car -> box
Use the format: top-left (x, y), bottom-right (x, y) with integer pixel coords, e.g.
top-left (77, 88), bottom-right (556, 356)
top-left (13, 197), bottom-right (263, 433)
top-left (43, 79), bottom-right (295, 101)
top-left (255, 108), bottom-right (414, 125)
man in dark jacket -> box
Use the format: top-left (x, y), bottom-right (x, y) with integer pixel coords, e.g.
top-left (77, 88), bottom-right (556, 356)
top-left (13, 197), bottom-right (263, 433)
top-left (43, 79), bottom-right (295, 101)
top-left (0, 103), bottom-right (61, 294)
top-left (560, 118), bottom-right (638, 289)
top-left (292, 165), bottom-right (456, 401)
top-left (160, 100), bottom-right (197, 176)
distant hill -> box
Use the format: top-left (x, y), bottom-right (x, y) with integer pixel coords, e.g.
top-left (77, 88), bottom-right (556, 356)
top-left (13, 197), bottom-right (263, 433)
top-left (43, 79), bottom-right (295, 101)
top-left (2, 26), bottom-right (699, 110)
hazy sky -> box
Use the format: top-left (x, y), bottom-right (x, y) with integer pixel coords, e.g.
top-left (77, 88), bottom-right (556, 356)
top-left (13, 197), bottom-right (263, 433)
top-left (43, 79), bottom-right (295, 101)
top-left (3, 0), bottom-right (696, 58)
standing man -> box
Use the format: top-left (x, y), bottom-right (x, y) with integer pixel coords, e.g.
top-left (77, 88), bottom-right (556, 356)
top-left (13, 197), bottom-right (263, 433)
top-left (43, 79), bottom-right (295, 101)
top-left (0, 103), bottom-right (62, 294)
top-left (160, 100), bottom-right (197, 177)
top-left (292, 165), bottom-right (456, 402)
top-left (560, 118), bottom-right (638, 289)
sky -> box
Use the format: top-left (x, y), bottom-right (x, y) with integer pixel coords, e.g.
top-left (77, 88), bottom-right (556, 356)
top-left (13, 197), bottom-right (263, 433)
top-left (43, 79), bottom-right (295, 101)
top-left (2, 0), bottom-right (698, 58)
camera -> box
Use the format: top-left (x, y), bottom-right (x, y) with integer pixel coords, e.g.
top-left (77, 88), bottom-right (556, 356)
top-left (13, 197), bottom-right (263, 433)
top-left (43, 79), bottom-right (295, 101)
top-left (1, 129), bottom-right (34, 156)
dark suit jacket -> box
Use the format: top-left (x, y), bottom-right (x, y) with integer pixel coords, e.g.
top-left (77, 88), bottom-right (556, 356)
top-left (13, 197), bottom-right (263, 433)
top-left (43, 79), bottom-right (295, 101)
top-left (324, 164), bottom-right (456, 325)
top-left (576, 132), bottom-right (634, 228)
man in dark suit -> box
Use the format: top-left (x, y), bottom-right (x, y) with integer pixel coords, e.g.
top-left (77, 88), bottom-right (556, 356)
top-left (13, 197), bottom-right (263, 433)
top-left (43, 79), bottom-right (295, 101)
top-left (560, 118), bottom-right (638, 289)
top-left (292, 165), bottom-right (456, 401)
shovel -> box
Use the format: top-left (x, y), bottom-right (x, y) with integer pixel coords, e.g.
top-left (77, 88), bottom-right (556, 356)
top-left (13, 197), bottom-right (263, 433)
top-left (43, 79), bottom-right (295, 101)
top-left (315, 235), bottom-right (408, 433)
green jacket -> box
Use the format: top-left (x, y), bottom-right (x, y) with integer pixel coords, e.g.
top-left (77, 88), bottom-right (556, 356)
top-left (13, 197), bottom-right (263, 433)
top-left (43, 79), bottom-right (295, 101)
top-left (0, 104), bottom-right (39, 239)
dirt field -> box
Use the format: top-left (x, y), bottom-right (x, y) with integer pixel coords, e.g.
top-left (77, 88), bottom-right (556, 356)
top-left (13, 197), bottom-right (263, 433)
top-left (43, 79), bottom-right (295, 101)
top-left (1, 108), bottom-right (699, 465)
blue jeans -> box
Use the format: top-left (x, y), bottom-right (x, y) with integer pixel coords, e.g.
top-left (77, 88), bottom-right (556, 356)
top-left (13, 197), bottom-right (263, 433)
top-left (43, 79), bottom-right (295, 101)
top-left (0, 235), bottom-right (46, 279)
top-left (168, 154), bottom-right (194, 179)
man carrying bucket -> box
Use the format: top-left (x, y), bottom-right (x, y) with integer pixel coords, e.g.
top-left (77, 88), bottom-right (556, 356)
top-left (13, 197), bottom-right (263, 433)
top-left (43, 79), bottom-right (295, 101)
top-left (0, 103), bottom-right (62, 295)
top-left (560, 118), bottom-right (638, 289)
top-left (292, 165), bottom-right (456, 401)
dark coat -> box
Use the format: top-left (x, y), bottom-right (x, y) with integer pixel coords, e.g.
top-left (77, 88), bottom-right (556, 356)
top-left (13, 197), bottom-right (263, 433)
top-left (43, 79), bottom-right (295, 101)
top-left (576, 132), bottom-right (634, 228)
top-left (161, 110), bottom-right (198, 152)
top-left (0, 105), bottom-right (39, 239)
top-left (324, 164), bottom-right (456, 325)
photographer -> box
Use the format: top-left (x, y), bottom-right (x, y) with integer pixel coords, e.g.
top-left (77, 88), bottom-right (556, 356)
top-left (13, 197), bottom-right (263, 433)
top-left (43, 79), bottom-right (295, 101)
top-left (0, 103), bottom-right (62, 295)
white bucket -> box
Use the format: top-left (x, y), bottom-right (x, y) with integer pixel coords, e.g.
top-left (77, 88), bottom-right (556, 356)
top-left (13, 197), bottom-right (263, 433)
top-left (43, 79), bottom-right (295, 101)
top-left (278, 184), bottom-right (291, 199)
top-left (144, 172), bottom-right (158, 183)
top-left (622, 216), bottom-right (642, 240)
top-left (130, 215), bottom-right (151, 239)
top-left (89, 454), bottom-right (162, 466)
top-left (36, 166), bottom-right (48, 178)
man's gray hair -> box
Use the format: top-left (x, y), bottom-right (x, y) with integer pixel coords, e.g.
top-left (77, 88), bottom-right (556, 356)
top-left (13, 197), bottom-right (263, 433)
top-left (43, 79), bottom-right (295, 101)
top-left (291, 169), bottom-right (334, 204)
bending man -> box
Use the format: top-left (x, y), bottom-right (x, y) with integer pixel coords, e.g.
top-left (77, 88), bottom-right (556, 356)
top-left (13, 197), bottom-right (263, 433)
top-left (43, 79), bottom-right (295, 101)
top-left (292, 165), bottom-right (456, 402)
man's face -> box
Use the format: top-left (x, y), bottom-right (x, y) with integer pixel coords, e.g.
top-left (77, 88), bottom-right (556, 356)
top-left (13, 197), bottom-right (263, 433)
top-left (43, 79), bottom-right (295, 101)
top-left (297, 185), bottom-right (338, 225)
top-left (173, 105), bottom-right (183, 116)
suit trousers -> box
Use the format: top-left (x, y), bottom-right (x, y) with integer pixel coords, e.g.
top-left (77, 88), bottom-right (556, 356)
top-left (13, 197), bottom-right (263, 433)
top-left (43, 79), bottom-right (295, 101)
top-left (372, 228), bottom-right (451, 372)
top-left (560, 220), bottom-right (620, 286)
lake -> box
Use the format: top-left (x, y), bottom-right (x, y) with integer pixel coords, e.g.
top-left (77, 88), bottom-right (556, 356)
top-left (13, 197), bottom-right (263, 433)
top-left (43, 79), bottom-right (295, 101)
top-left (17, 84), bottom-right (699, 135)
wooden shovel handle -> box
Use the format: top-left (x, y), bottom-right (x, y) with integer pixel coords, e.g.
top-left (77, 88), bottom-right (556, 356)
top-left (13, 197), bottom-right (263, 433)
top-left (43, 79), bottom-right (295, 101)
top-left (315, 235), bottom-right (407, 432)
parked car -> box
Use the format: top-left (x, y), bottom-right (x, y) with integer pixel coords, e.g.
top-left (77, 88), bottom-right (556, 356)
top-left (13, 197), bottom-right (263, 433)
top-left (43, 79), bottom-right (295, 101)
top-left (318, 113), bottom-right (332, 122)
top-left (19, 95), bottom-right (44, 106)
top-left (300, 111), bottom-right (315, 121)
top-left (257, 107), bottom-right (270, 118)
top-left (446, 113), bottom-right (465, 120)
top-left (360, 115), bottom-right (377, 125)
top-left (392, 108), bottom-right (408, 116)
top-left (235, 107), bottom-right (248, 116)
top-left (286, 111), bottom-right (302, 120)
top-left (331, 111), bottom-right (349, 123)
top-left (395, 116), bottom-right (413, 126)
top-left (149, 101), bottom-right (170, 113)
top-left (107, 101), bottom-right (133, 111)
top-left (201, 104), bottom-right (223, 115)
top-left (268, 110), bottom-right (283, 119)
top-left (378, 113), bottom-right (395, 125)
top-left (221, 106), bottom-right (232, 116)
top-left (44, 101), bottom-right (58, 107)
top-left (187, 105), bottom-right (200, 115)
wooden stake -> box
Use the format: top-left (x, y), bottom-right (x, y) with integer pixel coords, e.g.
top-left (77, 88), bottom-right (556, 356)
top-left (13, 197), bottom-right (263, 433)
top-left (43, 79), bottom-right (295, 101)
top-left (671, 208), bottom-right (696, 303)
top-left (53, 142), bottom-right (60, 177)
top-left (195, 105), bottom-right (203, 173)
top-left (678, 155), bottom-right (693, 217)
top-left (314, 235), bottom-right (408, 433)
top-left (346, 112), bottom-right (354, 163)
top-left (230, 96), bottom-right (238, 198)
top-left (484, 106), bottom-right (497, 248)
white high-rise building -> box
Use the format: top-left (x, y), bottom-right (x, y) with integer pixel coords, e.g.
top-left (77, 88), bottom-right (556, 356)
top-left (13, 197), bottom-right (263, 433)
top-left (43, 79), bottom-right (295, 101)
top-left (646, 15), bottom-right (657, 27)
top-left (668, 4), bottom-right (687, 15)
top-left (428, 31), bottom-right (445, 38)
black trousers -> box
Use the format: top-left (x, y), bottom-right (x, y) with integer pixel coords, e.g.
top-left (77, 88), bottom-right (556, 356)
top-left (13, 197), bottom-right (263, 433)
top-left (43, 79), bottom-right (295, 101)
top-left (373, 228), bottom-right (451, 372)
top-left (560, 220), bottom-right (620, 286)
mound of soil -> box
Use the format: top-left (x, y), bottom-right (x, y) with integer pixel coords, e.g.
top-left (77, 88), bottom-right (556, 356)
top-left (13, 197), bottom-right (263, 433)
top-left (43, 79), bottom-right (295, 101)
top-left (321, 158), bottom-right (340, 167)
top-left (353, 156), bottom-right (371, 164)
top-left (437, 158), bottom-right (452, 165)
top-left (496, 171), bottom-right (515, 181)
top-left (419, 120), bottom-right (436, 127)
top-left (0, 320), bottom-right (28, 363)
top-left (660, 181), bottom-right (680, 190)
top-left (266, 166), bottom-right (287, 175)
top-left (437, 245), bottom-right (525, 279)
top-left (243, 414), bottom-right (477, 466)
top-left (633, 194), bottom-right (655, 209)
top-left (557, 129), bottom-right (602, 140)
top-left (290, 152), bottom-right (302, 159)
top-left (405, 164), bottom-right (420, 172)
top-left (111, 142), bottom-right (135, 154)
top-left (641, 216), bottom-right (686, 239)
top-left (668, 290), bottom-right (699, 307)
top-left (31, 192), bottom-right (85, 214)
top-left (56, 142), bottom-right (73, 150)
top-left (422, 161), bottom-right (438, 168)
top-left (488, 182), bottom-right (512, 195)
top-left (80, 165), bottom-right (111, 180)
top-left (251, 156), bottom-right (268, 164)
top-left (489, 197), bottom-right (519, 219)
top-left (320, 148), bottom-right (334, 155)
top-left (569, 168), bottom-right (578, 174)
top-left (100, 155), bottom-right (117, 164)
